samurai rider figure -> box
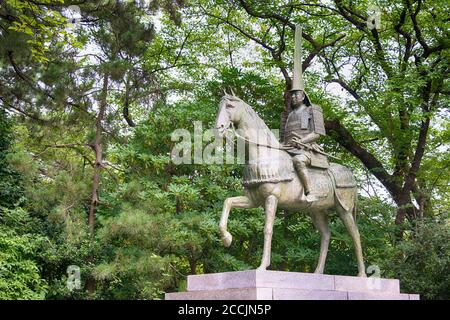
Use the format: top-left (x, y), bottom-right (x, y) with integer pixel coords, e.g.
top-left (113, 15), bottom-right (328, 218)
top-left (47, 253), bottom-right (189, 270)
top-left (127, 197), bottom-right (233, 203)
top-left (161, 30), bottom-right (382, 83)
top-left (283, 25), bottom-right (328, 202)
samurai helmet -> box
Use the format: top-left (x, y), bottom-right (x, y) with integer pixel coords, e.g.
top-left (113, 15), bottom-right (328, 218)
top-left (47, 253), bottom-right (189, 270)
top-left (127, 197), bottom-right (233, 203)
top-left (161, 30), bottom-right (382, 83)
top-left (290, 25), bottom-right (305, 93)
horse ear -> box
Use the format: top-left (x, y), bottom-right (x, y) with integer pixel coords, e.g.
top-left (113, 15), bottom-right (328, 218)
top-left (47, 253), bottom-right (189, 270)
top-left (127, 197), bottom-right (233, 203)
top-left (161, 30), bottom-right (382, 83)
top-left (222, 88), bottom-right (227, 96)
top-left (229, 87), bottom-right (236, 96)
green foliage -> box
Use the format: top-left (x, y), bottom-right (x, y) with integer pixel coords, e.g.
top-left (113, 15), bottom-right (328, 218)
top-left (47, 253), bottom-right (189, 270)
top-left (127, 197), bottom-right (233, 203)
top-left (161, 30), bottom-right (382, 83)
top-left (0, 207), bottom-right (48, 300)
top-left (93, 210), bottom-right (175, 299)
top-left (0, 111), bottom-right (25, 208)
top-left (0, 112), bottom-right (47, 299)
top-left (384, 219), bottom-right (450, 300)
top-left (2, 0), bottom-right (67, 62)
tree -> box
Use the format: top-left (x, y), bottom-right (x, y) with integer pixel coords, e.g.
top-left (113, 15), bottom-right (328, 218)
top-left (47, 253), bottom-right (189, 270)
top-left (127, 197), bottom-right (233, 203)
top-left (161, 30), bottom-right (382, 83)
top-left (1, 0), bottom-right (186, 298)
top-left (1, 0), bottom-right (187, 235)
top-left (185, 0), bottom-right (449, 227)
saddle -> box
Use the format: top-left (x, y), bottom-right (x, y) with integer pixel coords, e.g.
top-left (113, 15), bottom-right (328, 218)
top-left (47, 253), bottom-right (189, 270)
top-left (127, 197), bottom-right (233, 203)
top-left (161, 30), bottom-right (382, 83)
top-left (310, 151), bottom-right (330, 169)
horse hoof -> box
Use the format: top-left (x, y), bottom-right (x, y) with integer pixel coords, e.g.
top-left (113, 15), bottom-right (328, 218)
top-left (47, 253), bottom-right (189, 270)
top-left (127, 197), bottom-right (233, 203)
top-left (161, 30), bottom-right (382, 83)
top-left (257, 266), bottom-right (267, 271)
top-left (314, 269), bottom-right (324, 274)
top-left (222, 232), bottom-right (232, 247)
top-left (357, 272), bottom-right (367, 277)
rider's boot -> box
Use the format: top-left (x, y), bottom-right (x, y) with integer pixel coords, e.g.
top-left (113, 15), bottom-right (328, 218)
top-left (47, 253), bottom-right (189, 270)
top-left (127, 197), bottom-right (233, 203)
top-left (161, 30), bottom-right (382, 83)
top-left (294, 162), bottom-right (318, 202)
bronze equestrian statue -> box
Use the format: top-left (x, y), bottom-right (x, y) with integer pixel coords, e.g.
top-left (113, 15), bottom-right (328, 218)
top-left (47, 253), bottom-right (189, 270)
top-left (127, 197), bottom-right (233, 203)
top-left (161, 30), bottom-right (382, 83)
top-left (215, 26), bottom-right (366, 276)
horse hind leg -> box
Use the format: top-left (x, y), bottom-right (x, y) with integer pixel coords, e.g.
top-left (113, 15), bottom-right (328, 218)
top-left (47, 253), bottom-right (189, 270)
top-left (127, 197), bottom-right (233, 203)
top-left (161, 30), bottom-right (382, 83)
top-left (257, 194), bottom-right (278, 270)
top-left (309, 210), bottom-right (331, 274)
top-left (337, 206), bottom-right (366, 277)
top-left (219, 196), bottom-right (256, 247)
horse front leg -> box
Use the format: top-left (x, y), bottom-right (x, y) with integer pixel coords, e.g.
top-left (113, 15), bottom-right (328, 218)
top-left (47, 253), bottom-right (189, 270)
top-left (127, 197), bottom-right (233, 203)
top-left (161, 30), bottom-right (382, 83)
top-left (257, 195), bottom-right (278, 271)
top-left (219, 196), bottom-right (255, 247)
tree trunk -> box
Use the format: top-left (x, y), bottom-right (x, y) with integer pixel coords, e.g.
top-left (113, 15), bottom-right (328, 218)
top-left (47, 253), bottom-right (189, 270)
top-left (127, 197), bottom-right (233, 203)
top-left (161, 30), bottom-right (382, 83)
top-left (393, 191), bottom-right (419, 239)
top-left (394, 193), bottom-right (411, 225)
top-left (86, 74), bottom-right (108, 296)
top-left (88, 74), bottom-right (109, 236)
top-left (189, 258), bottom-right (197, 274)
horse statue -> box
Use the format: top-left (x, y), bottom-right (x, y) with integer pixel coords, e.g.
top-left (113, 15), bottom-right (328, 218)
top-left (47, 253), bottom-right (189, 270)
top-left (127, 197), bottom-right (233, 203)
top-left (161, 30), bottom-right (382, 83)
top-left (215, 93), bottom-right (366, 277)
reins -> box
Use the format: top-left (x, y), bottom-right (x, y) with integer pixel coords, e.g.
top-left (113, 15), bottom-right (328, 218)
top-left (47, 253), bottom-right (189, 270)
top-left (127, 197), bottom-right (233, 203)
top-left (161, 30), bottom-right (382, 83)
top-left (226, 123), bottom-right (290, 151)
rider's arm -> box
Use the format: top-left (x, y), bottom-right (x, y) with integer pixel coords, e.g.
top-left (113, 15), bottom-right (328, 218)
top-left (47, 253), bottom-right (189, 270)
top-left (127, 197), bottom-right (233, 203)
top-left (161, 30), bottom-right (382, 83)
top-left (299, 132), bottom-right (320, 144)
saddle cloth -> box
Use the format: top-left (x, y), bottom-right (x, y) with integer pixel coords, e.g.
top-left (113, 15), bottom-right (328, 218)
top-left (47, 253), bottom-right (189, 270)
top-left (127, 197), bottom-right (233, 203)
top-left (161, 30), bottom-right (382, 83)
top-left (327, 163), bottom-right (357, 188)
top-left (242, 159), bottom-right (357, 211)
top-left (242, 158), bottom-right (294, 187)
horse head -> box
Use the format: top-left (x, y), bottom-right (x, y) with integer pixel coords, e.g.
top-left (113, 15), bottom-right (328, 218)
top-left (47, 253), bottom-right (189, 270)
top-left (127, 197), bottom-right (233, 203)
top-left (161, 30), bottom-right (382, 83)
top-left (215, 92), bottom-right (246, 137)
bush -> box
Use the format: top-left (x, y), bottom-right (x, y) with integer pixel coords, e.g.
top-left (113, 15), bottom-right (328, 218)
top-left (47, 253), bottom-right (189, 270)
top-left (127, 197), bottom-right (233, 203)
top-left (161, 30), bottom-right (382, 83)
top-left (0, 110), bottom-right (25, 208)
top-left (0, 208), bottom-right (48, 299)
top-left (384, 218), bottom-right (450, 300)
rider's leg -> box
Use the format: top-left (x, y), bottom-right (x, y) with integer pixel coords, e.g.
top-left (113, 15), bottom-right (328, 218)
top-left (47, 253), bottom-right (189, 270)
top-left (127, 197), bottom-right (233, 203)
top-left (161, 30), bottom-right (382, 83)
top-left (292, 155), bottom-right (313, 196)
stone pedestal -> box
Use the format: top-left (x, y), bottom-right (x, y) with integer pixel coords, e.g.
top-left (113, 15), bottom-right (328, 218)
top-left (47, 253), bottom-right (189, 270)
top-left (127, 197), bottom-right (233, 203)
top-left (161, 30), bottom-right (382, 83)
top-left (165, 270), bottom-right (419, 300)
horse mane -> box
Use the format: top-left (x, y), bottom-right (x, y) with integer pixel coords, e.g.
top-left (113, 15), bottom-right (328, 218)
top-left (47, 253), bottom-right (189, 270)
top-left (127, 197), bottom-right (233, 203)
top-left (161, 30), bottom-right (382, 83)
top-left (223, 94), bottom-right (281, 147)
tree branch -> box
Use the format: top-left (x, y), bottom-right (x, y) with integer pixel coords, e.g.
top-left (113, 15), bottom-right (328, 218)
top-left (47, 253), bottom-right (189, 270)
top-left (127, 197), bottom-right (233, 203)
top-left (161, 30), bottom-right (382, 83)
top-left (0, 96), bottom-right (49, 124)
top-left (325, 118), bottom-right (401, 197)
top-left (327, 78), bottom-right (360, 100)
top-left (333, 0), bottom-right (394, 78)
top-left (405, 0), bottom-right (429, 54)
top-left (394, 7), bottom-right (413, 70)
top-left (402, 92), bottom-right (437, 194)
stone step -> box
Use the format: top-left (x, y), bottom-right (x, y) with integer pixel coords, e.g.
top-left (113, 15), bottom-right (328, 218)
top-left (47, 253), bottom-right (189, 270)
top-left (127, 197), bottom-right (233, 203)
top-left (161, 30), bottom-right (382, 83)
top-left (166, 288), bottom-right (273, 300)
top-left (347, 291), bottom-right (420, 300)
top-left (165, 287), bottom-right (419, 300)
top-left (186, 270), bottom-right (400, 294)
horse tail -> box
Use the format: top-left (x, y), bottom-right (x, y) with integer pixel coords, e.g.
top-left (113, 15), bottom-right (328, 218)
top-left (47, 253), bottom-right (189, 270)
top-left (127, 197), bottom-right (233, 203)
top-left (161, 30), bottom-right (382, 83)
top-left (352, 189), bottom-right (358, 222)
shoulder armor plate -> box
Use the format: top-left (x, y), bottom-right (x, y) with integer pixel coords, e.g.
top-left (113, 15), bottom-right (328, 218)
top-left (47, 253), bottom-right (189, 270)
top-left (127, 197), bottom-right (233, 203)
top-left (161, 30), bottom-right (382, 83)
top-left (311, 104), bottom-right (326, 136)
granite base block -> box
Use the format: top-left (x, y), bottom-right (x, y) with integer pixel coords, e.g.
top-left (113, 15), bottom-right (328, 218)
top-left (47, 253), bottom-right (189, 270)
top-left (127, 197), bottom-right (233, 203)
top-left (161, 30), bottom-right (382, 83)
top-left (165, 270), bottom-right (420, 300)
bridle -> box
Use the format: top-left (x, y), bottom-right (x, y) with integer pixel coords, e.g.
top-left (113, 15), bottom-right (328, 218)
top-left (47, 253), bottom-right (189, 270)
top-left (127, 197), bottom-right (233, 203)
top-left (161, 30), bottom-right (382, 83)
top-left (217, 122), bottom-right (290, 151)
